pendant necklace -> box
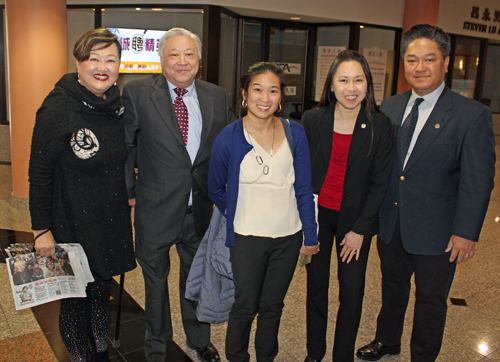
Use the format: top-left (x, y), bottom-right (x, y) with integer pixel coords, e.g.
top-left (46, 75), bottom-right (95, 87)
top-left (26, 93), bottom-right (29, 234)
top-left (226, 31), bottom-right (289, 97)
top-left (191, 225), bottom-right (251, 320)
top-left (243, 117), bottom-right (276, 175)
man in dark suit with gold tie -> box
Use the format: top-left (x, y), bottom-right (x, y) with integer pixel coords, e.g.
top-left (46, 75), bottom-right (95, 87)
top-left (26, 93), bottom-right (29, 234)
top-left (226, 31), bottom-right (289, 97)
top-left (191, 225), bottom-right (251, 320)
top-left (357, 24), bottom-right (495, 362)
top-left (123, 28), bottom-right (232, 362)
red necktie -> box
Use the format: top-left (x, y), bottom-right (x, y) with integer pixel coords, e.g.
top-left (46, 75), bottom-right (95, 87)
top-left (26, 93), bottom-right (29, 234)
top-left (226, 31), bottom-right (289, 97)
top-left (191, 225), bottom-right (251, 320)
top-left (174, 88), bottom-right (189, 145)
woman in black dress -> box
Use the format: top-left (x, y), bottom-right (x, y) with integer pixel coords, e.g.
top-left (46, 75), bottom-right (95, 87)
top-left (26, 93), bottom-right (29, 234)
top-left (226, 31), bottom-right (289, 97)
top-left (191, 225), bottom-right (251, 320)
top-left (29, 28), bottom-right (136, 362)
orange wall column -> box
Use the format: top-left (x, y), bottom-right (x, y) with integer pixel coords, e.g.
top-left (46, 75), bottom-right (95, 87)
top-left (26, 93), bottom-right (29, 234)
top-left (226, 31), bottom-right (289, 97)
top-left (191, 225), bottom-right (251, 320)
top-left (6, 0), bottom-right (67, 198)
top-left (397, 0), bottom-right (441, 93)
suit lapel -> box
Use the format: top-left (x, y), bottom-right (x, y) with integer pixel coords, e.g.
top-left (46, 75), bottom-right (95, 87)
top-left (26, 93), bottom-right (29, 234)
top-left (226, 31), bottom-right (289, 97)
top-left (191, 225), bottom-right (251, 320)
top-left (388, 92), bottom-right (411, 172)
top-left (318, 105), bottom-right (335, 167)
top-left (196, 80), bottom-right (214, 161)
top-left (403, 87), bottom-right (452, 173)
top-left (150, 75), bottom-right (186, 147)
top-left (347, 105), bottom-right (371, 166)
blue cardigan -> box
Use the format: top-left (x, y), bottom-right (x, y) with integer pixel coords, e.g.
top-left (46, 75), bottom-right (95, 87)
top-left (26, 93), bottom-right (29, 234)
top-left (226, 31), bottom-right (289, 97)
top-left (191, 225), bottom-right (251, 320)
top-left (208, 117), bottom-right (318, 247)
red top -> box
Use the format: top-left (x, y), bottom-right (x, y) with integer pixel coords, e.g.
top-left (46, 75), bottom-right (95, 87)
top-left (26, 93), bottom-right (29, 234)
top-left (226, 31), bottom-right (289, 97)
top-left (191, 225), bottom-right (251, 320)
top-left (318, 132), bottom-right (353, 211)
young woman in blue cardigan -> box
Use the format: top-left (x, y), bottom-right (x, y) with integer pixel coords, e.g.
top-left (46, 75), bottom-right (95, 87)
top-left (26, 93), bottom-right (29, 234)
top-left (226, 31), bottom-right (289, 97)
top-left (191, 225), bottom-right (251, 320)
top-left (208, 62), bottom-right (319, 362)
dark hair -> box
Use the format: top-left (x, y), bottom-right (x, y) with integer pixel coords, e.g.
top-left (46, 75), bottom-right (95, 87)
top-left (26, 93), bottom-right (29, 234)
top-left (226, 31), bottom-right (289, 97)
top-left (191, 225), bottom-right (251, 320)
top-left (239, 62), bottom-right (286, 117)
top-left (317, 50), bottom-right (379, 155)
top-left (401, 24), bottom-right (451, 59)
top-left (73, 28), bottom-right (122, 62)
top-left (318, 50), bottom-right (378, 119)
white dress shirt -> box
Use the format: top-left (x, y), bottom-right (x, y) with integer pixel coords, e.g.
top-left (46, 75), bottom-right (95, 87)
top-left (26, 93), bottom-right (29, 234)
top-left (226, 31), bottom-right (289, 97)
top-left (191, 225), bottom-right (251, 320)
top-left (401, 81), bottom-right (445, 169)
top-left (167, 80), bottom-right (203, 205)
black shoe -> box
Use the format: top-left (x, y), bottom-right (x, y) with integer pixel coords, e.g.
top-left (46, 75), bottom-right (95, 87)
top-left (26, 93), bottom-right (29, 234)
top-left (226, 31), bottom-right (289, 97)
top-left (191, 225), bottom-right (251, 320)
top-left (304, 356), bottom-right (322, 362)
top-left (356, 340), bottom-right (401, 361)
top-left (87, 348), bottom-right (110, 362)
top-left (93, 350), bottom-right (110, 362)
top-left (186, 340), bottom-right (220, 362)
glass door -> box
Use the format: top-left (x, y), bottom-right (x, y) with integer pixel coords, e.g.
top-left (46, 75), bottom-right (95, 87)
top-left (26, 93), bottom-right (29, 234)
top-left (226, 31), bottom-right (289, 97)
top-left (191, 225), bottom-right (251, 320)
top-left (451, 36), bottom-right (481, 99)
top-left (359, 26), bottom-right (398, 104)
top-left (268, 26), bottom-right (308, 122)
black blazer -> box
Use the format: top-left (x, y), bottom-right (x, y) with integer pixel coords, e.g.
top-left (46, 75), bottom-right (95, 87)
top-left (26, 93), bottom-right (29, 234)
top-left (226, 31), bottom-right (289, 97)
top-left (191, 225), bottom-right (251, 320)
top-left (123, 75), bottom-right (233, 248)
top-left (302, 101), bottom-right (393, 237)
top-left (379, 86), bottom-right (495, 255)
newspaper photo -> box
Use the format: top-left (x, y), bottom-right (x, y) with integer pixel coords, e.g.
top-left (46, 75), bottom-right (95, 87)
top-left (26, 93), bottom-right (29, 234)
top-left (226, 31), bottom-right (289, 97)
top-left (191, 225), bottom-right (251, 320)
top-left (5, 244), bottom-right (94, 310)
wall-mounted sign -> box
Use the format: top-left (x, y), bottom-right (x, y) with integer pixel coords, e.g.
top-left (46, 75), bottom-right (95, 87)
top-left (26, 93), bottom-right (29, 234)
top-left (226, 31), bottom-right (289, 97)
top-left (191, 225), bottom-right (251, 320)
top-left (274, 63), bottom-right (302, 75)
top-left (438, 0), bottom-right (500, 40)
top-left (314, 46), bottom-right (346, 102)
top-left (363, 48), bottom-right (388, 106)
top-left (452, 79), bottom-right (476, 98)
top-left (463, 6), bottom-right (500, 35)
top-left (284, 86), bottom-right (297, 96)
top-left (108, 28), bottom-right (166, 73)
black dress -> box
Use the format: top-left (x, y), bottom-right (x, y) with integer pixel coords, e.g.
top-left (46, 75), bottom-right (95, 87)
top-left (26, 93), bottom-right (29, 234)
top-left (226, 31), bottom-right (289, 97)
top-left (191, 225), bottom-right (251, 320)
top-left (29, 73), bottom-right (136, 279)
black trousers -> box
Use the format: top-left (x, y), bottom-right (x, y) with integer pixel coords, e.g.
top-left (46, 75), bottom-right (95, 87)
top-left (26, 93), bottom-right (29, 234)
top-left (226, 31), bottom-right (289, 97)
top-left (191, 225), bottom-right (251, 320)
top-left (375, 217), bottom-right (456, 362)
top-left (136, 212), bottom-right (210, 362)
top-left (306, 206), bottom-right (372, 362)
top-left (225, 231), bottom-right (303, 362)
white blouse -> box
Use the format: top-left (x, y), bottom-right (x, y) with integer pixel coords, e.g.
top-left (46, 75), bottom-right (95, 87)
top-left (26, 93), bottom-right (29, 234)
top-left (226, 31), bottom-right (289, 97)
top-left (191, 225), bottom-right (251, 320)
top-left (234, 131), bottom-right (302, 238)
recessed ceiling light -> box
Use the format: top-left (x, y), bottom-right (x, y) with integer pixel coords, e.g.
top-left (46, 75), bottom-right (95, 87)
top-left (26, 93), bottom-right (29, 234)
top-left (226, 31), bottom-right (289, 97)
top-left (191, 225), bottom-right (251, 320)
top-left (360, 25), bottom-right (364, 28)
top-left (291, 17), bottom-right (301, 20)
top-left (136, 8), bottom-right (141, 11)
top-left (152, 8), bottom-right (163, 11)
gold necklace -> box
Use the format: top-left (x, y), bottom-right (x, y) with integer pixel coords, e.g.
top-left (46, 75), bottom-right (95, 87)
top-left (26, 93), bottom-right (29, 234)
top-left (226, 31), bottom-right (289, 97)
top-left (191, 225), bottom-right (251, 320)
top-left (243, 117), bottom-right (276, 175)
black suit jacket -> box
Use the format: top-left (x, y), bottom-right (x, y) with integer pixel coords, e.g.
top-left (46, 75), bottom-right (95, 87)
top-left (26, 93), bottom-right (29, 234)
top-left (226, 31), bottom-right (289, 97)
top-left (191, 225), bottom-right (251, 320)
top-left (302, 101), bottom-right (393, 237)
top-left (123, 75), bottom-right (233, 248)
top-left (379, 86), bottom-right (495, 255)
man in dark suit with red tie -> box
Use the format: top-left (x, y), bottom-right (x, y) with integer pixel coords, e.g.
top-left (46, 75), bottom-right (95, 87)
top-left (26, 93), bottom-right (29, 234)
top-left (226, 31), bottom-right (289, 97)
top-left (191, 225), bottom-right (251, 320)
top-left (123, 28), bottom-right (232, 362)
top-left (357, 24), bottom-right (495, 362)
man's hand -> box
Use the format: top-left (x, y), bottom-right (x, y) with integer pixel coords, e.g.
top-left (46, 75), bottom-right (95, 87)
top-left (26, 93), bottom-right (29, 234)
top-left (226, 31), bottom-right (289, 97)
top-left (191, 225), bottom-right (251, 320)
top-left (445, 235), bottom-right (475, 264)
top-left (128, 198), bottom-right (136, 207)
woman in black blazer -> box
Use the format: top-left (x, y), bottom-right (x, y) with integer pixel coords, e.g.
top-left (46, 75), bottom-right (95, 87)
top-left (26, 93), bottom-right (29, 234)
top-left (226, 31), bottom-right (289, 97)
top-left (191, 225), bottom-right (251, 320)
top-left (302, 50), bottom-right (393, 362)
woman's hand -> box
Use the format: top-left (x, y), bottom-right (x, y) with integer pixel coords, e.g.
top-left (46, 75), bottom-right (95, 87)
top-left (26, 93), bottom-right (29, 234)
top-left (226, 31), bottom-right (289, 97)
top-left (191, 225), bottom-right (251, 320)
top-left (33, 230), bottom-right (55, 257)
top-left (300, 243), bottom-right (320, 264)
top-left (340, 231), bottom-right (363, 263)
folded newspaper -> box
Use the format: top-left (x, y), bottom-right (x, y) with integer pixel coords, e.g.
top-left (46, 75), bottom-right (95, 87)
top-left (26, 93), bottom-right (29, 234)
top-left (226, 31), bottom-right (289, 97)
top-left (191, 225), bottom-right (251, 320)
top-left (5, 244), bottom-right (94, 310)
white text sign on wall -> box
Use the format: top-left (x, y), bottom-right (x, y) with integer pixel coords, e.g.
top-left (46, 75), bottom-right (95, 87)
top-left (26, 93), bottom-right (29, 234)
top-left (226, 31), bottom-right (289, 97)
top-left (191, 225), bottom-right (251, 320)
top-left (363, 48), bottom-right (388, 106)
top-left (438, 0), bottom-right (500, 40)
top-left (314, 46), bottom-right (346, 102)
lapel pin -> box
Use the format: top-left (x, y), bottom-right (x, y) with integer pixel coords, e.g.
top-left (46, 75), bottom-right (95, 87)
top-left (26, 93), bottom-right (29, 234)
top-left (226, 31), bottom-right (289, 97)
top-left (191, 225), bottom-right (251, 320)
top-left (361, 123), bottom-right (366, 129)
top-left (435, 124), bottom-right (440, 129)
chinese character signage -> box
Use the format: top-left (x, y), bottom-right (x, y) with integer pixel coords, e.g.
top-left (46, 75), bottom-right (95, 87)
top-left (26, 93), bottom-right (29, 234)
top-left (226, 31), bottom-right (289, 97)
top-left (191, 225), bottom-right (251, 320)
top-left (363, 48), bottom-right (388, 106)
top-left (314, 46), bottom-right (346, 102)
top-left (108, 28), bottom-right (167, 73)
top-left (438, 0), bottom-right (500, 40)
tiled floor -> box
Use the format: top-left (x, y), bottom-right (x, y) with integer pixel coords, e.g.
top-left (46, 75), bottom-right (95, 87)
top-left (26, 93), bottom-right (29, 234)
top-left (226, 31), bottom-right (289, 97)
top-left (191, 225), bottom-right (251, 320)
top-left (0, 228), bottom-right (192, 362)
top-left (1, 131), bottom-right (500, 361)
